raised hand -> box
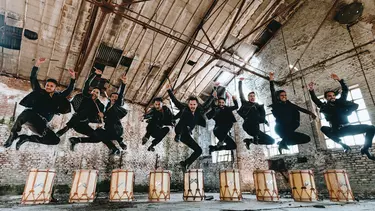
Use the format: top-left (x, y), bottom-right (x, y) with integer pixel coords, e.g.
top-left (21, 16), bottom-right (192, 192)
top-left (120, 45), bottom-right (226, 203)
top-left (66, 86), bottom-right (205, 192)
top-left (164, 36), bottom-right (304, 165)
top-left (35, 58), bottom-right (46, 67)
top-left (165, 83), bottom-right (172, 90)
top-left (308, 82), bottom-right (314, 91)
top-left (213, 91), bottom-right (218, 99)
top-left (68, 68), bottom-right (76, 79)
top-left (331, 73), bottom-right (340, 81)
top-left (94, 68), bottom-right (103, 75)
top-left (120, 74), bottom-right (127, 84)
top-left (269, 72), bottom-right (274, 81)
top-left (232, 95), bottom-right (237, 101)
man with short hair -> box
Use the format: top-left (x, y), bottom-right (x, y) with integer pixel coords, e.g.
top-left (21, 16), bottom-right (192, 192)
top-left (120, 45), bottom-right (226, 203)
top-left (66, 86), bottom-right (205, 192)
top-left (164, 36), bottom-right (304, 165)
top-left (238, 78), bottom-right (275, 150)
top-left (57, 68), bottom-right (119, 154)
top-left (3, 58), bottom-right (75, 149)
top-left (93, 74), bottom-right (128, 150)
top-left (207, 95), bottom-right (238, 154)
top-left (269, 72), bottom-right (317, 154)
top-left (166, 84), bottom-right (214, 172)
top-left (308, 74), bottom-right (375, 160)
top-left (142, 97), bottom-right (174, 152)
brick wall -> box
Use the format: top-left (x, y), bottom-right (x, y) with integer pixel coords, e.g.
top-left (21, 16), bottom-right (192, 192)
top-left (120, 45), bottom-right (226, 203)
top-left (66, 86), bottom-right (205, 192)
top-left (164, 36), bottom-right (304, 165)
top-left (224, 0), bottom-right (375, 196)
top-left (0, 75), bottom-right (254, 194)
top-left (0, 76), bottom-right (181, 193)
top-left (270, 146), bottom-right (375, 197)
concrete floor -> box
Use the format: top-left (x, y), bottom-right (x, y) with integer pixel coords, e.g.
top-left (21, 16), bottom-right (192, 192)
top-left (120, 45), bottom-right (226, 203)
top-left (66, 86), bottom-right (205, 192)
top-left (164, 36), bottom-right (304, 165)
top-left (0, 193), bottom-right (374, 211)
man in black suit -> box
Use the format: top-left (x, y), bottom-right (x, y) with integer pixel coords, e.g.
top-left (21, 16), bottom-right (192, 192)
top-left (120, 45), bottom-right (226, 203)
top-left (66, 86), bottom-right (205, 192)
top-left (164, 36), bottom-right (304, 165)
top-left (309, 74), bottom-right (375, 160)
top-left (238, 78), bottom-right (275, 150)
top-left (269, 72), bottom-right (316, 154)
top-left (57, 69), bottom-right (118, 154)
top-left (142, 97), bottom-right (174, 152)
top-left (3, 58), bottom-right (75, 149)
top-left (166, 83), bottom-right (214, 172)
top-left (97, 74), bottom-right (128, 150)
top-left (207, 95), bottom-right (238, 154)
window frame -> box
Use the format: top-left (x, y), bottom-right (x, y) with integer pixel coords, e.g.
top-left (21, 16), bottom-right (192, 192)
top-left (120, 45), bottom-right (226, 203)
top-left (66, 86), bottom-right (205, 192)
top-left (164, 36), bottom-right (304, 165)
top-left (211, 135), bottom-right (233, 163)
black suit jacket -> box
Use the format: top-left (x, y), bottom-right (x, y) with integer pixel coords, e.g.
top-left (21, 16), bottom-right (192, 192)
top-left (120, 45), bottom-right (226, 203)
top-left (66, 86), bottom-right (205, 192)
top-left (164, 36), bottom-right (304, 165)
top-left (309, 79), bottom-right (358, 128)
top-left (20, 66), bottom-right (75, 121)
top-left (70, 72), bottom-right (104, 123)
top-left (206, 99), bottom-right (238, 125)
top-left (144, 105), bottom-right (174, 126)
top-left (167, 89), bottom-right (213, 128)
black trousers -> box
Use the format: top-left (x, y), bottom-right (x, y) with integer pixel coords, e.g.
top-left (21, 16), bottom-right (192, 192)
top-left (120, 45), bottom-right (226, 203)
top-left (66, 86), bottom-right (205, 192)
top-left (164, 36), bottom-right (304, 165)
top-left (11, 109), bottom-right (60, 145)
top-left (147, 124), bottom-right (170, 147)
top-left (71, 122), bottom-right (117, 150)
top-left (321, 124), bottom-right (375, 149)
top-left (243, 121), bottom-right (275, 145)
top-left (212, 124), bottom-right (236, 151)
top-left (66, 113), bottom-right (86, 128)
top-left (178, 127), bottom-right (202, 167)
top-left (275, 124), bottom-right (310, 146)
top-left (174, 122), bottom-right (184, 137)
top-left (104, 123), bottom-right (125, 146)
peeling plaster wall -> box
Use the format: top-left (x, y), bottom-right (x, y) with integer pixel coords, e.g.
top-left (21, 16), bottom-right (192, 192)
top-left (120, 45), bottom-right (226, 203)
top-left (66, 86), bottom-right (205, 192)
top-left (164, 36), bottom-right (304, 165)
top-left (0, 76), bottom-right (177, 192)
top-left (0, 73), bottom-right (261, 194)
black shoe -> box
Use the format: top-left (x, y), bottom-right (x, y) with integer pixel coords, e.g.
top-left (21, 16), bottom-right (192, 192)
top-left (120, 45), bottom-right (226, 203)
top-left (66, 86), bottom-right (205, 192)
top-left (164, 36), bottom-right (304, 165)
top-left (217, 141), bottom-right (225, 147)
top-left (204, 195), bottom-right (214, 200)
top-left (209, 145), bottom-right (215, 155)
top-left (243, 138), bottom-right (252, 150)
top-left (360, 148), bottom-right (375, 160)
top-left (253, 136), bottom-right (260, 144)
top-left (175, 134), bottom-right (181, 142)
top-left (119, 142), bottom-right (127, 150)
top-left (341, 143), bottom-right (352, 153)
top-left (69, 137), bottom-right (79, 151)
top-left (16, 135), bottom-right (29, 150)
top-left (147, 145), bottom-right (155, 152)
top-left (56, 126), bottom-right (69, 137)
top-left (180, 161), bottom-right (188, 173)
top-left (110, 149), bottom-right (121, 155)
top-left (50, 197), bottom-right (59, 203)
top-left (142, 136), bottom-right (149, 145)
top-left (277, 141), bottom-right (289, 155)
top-left (278, 145), bottom-right (283, 155)
top-left (4, 132), bottom-right (17, 148)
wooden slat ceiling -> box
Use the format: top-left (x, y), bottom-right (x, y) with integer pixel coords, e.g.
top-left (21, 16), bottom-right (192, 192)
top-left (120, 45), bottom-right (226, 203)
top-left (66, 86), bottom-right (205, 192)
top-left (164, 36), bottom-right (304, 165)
top-left (0, 0), bottom-right (302, 106)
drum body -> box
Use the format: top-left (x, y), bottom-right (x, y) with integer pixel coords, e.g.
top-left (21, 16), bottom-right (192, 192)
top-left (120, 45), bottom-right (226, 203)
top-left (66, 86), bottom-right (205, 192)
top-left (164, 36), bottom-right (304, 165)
top-left (289, 170), bottom-right (317, 202)
top-left (253, 170), bottom-right (279, 201)
top-left (69, 170), bottom-right (98, 203)
top-left (183, 169), bottom-right (204, 201)
top-left (148, 170), bottom-right (171, 201)
top-left (219, 169), bottom-right (242, 201)
top-left (21, 169), bottom-right (56, 204)
top-left (324, 169), bottom-right (354, 202)
top-left (109, 169), bottom-right (135, 202)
